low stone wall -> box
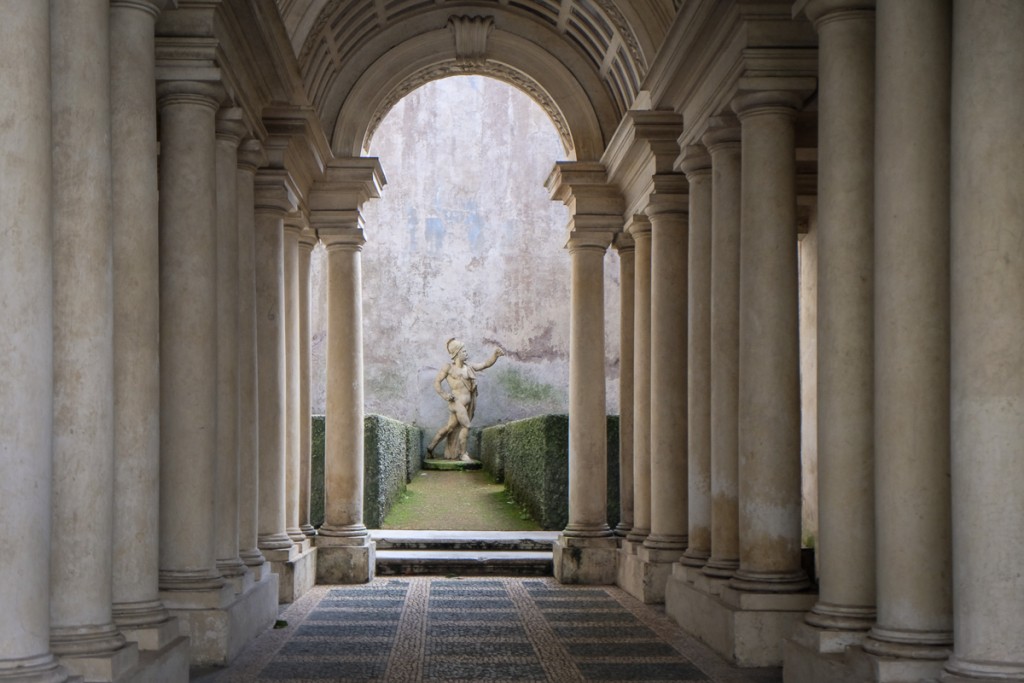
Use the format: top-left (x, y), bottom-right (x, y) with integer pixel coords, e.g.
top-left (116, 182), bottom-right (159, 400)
top-left (482, 415), bottom-right (619, 531)
top-left (310, 414), bottom-right (422, 529)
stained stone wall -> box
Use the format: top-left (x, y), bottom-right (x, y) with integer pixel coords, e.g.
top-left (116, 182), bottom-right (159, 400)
top-left (310, 76), bottom-right (622, 432)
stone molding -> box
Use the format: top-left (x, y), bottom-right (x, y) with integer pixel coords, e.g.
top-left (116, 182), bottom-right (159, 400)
top-left (447, 15), bottom-right (494, 66)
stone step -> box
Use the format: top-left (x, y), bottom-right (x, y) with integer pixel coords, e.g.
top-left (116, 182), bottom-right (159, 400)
top-left (375, 549), bottom-right (553, 576)
top-left (370, 529), bottom-right (559, 552)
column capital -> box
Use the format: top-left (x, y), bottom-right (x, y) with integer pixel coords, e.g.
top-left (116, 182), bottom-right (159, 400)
top-left (320, 228), bottom-right (366, 251)
top-left (614, 231), bottom-right (635, 254)
top-left (645, 173), bottom-right (689, 217)
top-left (215, 107), bottom-right (247, 146)
top-left (677, 145), bottom-right (711, 180)
top-left (731, 81), bottom-right (816, 119)
top-left (309, 157), bottom-right (386, 214)
top-left (283, 211), bottom-right (308, 236)
top-left (156, 79), bottom-right (223, 111)
top-left (546, 161), bottom-right (625, 218)
top-left (625, 214), bottom-right (652, 239)
top-left (298, 228), bottom-right (318, 250)
top-left (566, 229), bottom-right (614, 254)
top-left (254, 170), bottom-right (298, 216)
top-left (701, 115), bottom-right (742, 153)
top-left (110, 0), bottom-right (166, 18)
top-left (798, 0), bottom-right (875, 27)
top-left (237, 138), bottom-right (267, 173)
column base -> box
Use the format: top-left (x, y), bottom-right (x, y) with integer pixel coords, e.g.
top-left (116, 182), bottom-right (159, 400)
top-left (300, 524), bottom-right (316, 538)
top-left (264, 543), bottom-right (317, 604)
top-left (51, 625), bottom-right (138, 683)
top-left (616, 543), bottom-right (680, 603)
top-left (783, 624), bottom-right (864, 683)
top-left (161, 570), bottom-right (279, 667)
top-left (119, 618), bottom-right (181, 654)
top-left (315, 536), bottom-right (375, 584)
top-left (664, 571), bottom-right (816, 667)
top-left (553, 534), bottom-right (617, 585)
top-left (57, 643), bottom-right (139, 683)
top-left (0, 654), bottom-right (72, 683)
top-left (120, 635), bottom-right (189, 683)
top-left (239, 549), bottom-right (270, 582)
top-left (941, 660), bottom-right (1024, 683)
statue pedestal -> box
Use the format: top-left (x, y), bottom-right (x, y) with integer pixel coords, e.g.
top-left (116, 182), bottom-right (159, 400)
top-left (423, 458), bottom-right (482, 471)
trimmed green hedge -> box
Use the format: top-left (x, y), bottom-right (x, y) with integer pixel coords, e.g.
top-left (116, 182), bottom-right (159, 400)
top-left (310, 414), bottom-right (422, 529)
top-left (483, 415), bottom-right (619, 531)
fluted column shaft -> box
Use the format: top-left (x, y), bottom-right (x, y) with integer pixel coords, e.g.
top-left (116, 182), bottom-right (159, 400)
top-left (804, 0), bottom-right (877, 637)
top-left (298, 233), bottom-right (317, 537)
top-left (0, 2), bottom-right (67, 680)
top-left (214, 112), bottom-right (247, 579)
top-left (320, 231), bottom-right (369, 538)
top-left (681, 148), bottom-right (713, 567)
top-left (564, 232), bottom-right (614, 536)
top-left (731, 91), bottom-right (809, 593)
top-left (283, 219), bottom-right (305, 543)
top-left (50, 0), bottom-right (127, 659)
top-left (254, 179), bottom-right (294, 552)
top-left (614, 233), bottom-right (635, 536)
top-left (237, 141), bottom-right (267, 569)
top-left (626, 217), bottom-right (652, 543)
top-left (702, 121), bottom-right (742, 579)
top-left (157, 79), bottom-right (225, 592)
top-left (645, 185), bottom-right (690, 551)
top-left (945, 2), bottom-right (1024, 679)
top-left (110, 0), bottom-right (169, 633)
top-left (864, 0), bottom-right (953, 665)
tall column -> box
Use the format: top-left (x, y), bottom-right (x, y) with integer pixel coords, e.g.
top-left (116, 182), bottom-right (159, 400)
top-left (702, 118), bottom-right (742, 580)
top-left (214, 110), bottom-right (248, 584)
top-left (299, 231), bottom-right (318, 538)
top-left (50, 2), bottom-right (136, 677)
top-left (237, 140), bottom-right (268, 573)
top-left (680, 146), bottom-right (713, 568)
top-left (283, 215), bottom-right (306, 543)
top-left (157, 78), bottom-right (228, 598)
top-left (645, 177), bottom-right (690, 555)
top-left (861, 0), bottom-right (952, 675)
top-left (253, 175), bottom-right (296, 557)
top-left (0, 3), bottom-right (67, 681)
top-left (110, 0), bottom-right (175, 649)
top-left (801, 0), bottom-right (877, 648)
top-left (731, 89), bottom-right (810, 594)
top-left (944, 2), bottom-right (1024, 680)
top-left (614, 232), bottom-right (635, 537)
top-left (626, 215), bottom-right (653, 545)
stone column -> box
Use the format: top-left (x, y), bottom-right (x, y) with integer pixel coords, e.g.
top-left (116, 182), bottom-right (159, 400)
top-left (626, 215), bottom-right (653, 545)
top-left (644, 177), bottom-right (690, 557)
top-left (299, 231), bottom-right (318, 538)
top-left (283, 215), bottom-right (306, 544)
top-left (614, 232), bottom-right (635, 537)
top-left (944, 2), bottom-right (1024, 680)
top-left (110, 0), bottom-right (175, 649)
top-left (860, 1), bottom-right (952, 676)
top-left (702, 118), bottom-right (742, 580)
top-left (237, 140), bottom-right (268, 574)
top-left (680, 146), bottom-right (713, 568)
top-left (0, 3), bottom-right (67, 681)
top-left (730, 89), bottom-right (810, 594)
top-left (801, 0), bottom-right (877, 648)
top-left (157, 78), bottom-right (229, 599)
top-left (214, 110), bottom-right (248, 585)
top-left (253, 175), bottom-right (296, 558)
top-left (50, 2), bottom-right (136, 676)
top-left (316, 226), bottom-right (375, 581)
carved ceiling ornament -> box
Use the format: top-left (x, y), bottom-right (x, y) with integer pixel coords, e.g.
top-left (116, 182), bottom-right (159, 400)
top-left (362, 61), bottom-right (576, 156)
top-left (447, 15), bottom-right (495, 67)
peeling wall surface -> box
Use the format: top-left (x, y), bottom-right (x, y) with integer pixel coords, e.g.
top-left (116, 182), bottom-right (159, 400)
top-left (311, 76), bottom-right (622, 428)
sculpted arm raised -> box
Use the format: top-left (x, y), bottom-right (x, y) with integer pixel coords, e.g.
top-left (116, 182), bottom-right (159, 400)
top-left (471, 347), bottom-right (504, 372)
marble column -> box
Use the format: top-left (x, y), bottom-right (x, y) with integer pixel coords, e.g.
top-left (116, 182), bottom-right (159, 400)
top-left (254, 176), bottom-right (296, 556)
top-left (0, 2), bottom-right (67, 681)
top-left (730, 90), bottom-right (809, 594)
top-left (110, 0), bottom-right (173, 645)
top-left (237, 140), bottom-right (268, 573)
top-left (214, 110), bottom-right (248, 583)
top-left (614, 232), bottom-right (635, 537)
top-left (299, 231), bottom-right (318, 538)
top-left (803, 0), bottom-right (877, 645)
top-left (944, 2), bottom-right (1024, 680)
top-left (680, 146), bottom-right (713, 568)
top-left (702, 118), bottom-right (742, 580)
top-left (158, 78), bottom-right (227, 598)
top-left (626, 215), bottom-right (653, 545)
top-left (862, 0), bottom-right (952, 673)
top-left (50, 1), bottom-right (135, 674)
top-left (283, 216), bottom-right (306, 543)
top-left (645, 179), bottom-right (690, 556)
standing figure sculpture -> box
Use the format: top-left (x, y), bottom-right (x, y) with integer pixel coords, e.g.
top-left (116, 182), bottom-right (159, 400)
top-left (427, 337), bottom-right (504, 461)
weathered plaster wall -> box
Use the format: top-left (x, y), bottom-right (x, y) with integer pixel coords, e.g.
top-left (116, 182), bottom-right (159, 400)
top-left (311, 76), bottom-right (621, 430)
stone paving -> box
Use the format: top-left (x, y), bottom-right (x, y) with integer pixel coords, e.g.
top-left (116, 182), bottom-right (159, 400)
top-left (201, 577), bottom-right (782, 683)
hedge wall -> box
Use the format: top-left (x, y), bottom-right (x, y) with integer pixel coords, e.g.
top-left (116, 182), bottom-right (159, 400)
top-left (482, 415), bottom-right (619, 531)
top-left (310, 414), bottom-right (422, 529)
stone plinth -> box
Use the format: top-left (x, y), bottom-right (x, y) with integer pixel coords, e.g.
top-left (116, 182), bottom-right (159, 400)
top-left (121, 636), bottom-right (190, 683)
top-left (265, 543), bottom-right (317, 604)
top-left (316, 537), bottom-right (376, 584)
top-left (553, 535), bottom-right (617, 585)
top-left (617, 544), bottom-right (677, 604)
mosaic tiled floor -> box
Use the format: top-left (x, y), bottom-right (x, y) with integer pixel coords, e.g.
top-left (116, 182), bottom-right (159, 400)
top-left (202, 578), bottom-right (782, 683)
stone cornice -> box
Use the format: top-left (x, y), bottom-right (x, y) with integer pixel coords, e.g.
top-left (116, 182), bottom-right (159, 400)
top-left (309, 157), bottom-right (386, 214)
top-left (600, 110), bottom-right (685, 219)
top-left (253, 169), bottom-right (298, 215)
top-left (261, 105), bottom-right (333, 213)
